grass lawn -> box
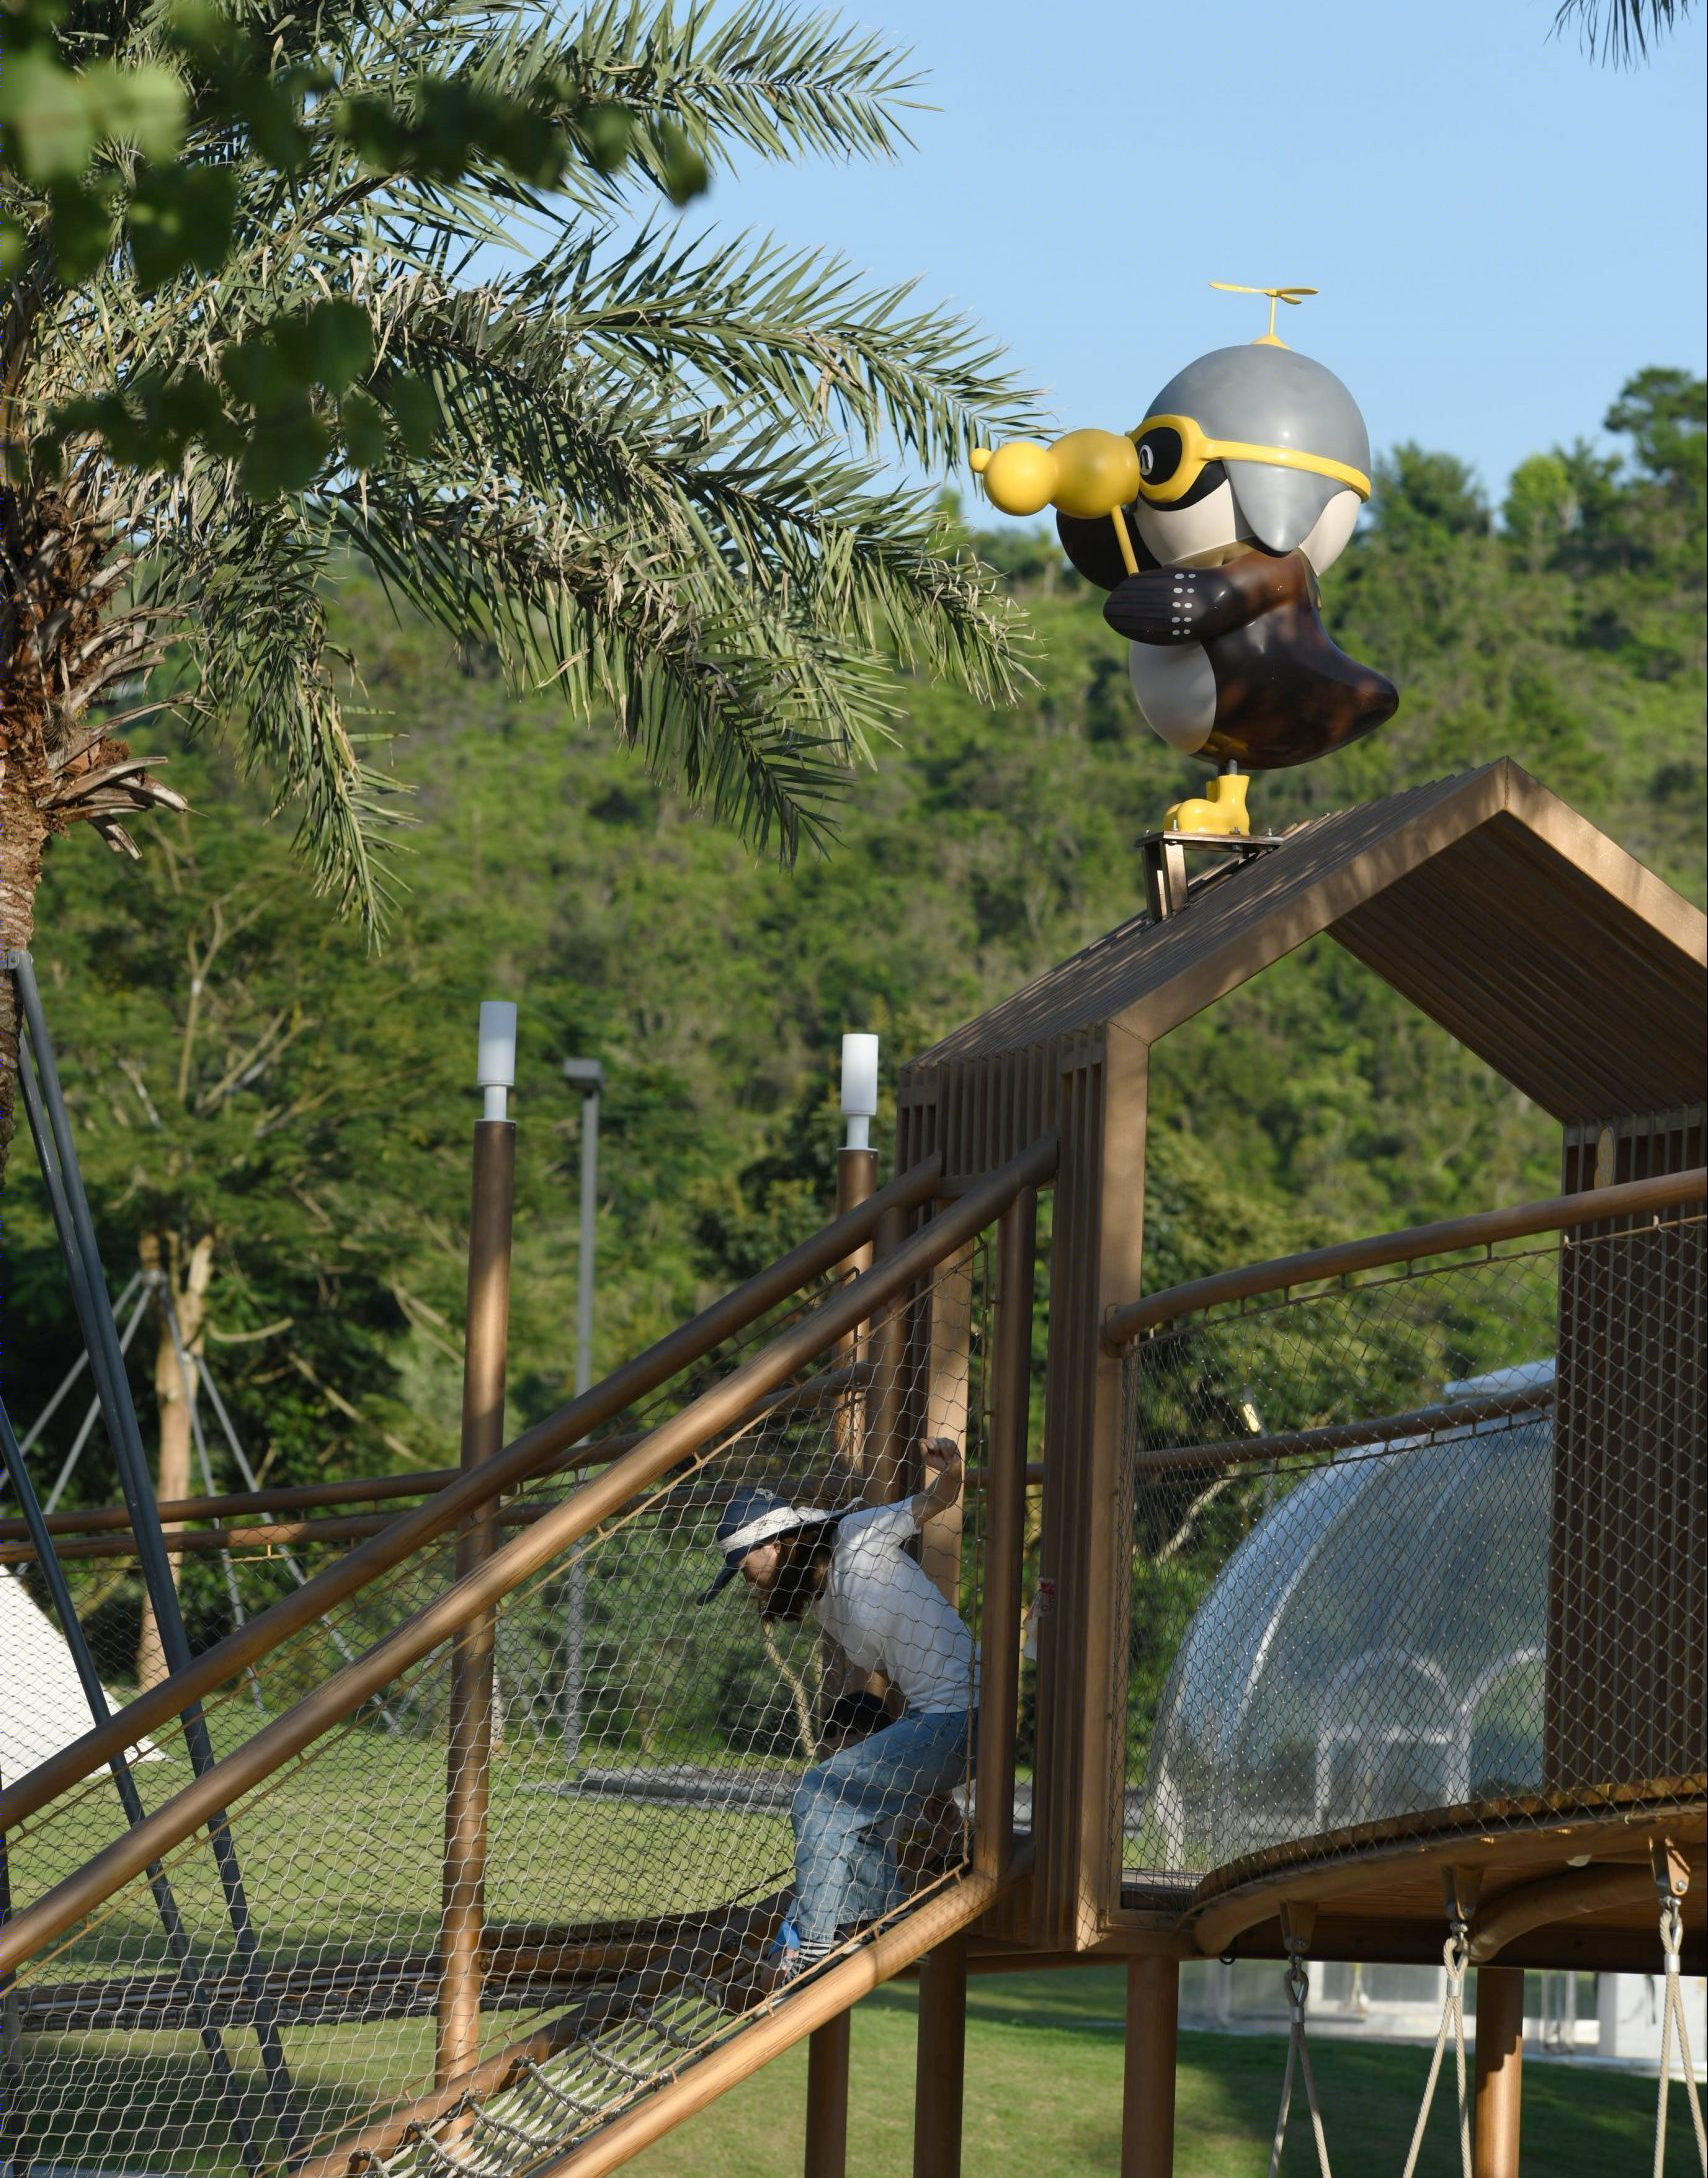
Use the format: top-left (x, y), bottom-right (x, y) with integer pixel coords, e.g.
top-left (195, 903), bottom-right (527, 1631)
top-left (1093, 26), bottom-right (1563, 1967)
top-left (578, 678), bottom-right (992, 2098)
top-left (627, 1968), bottom-right (1698, 2177)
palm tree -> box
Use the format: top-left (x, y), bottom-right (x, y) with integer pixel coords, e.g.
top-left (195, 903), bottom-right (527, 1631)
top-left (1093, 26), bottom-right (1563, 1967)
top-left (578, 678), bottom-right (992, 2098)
top-left (1552, 0), bottom-right (1694, 62)
top-left (0, 1), bottom-right (1033, 1173)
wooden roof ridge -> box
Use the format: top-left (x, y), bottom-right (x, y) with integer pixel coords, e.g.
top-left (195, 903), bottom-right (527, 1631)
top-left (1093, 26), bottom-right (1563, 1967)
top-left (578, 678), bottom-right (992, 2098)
top-left (902, 760), bottom-right (1705, 1124)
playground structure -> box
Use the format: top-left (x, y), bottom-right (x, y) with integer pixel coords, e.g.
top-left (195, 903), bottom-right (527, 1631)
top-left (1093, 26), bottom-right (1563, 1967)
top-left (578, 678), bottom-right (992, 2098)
top-left (0, 756), bottom-right (1703, 2175)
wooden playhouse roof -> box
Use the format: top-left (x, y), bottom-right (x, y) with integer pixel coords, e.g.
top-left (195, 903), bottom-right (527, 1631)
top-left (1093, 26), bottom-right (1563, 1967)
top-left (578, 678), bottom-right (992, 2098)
top-left (899, 760), bottom-right (1707, 1180)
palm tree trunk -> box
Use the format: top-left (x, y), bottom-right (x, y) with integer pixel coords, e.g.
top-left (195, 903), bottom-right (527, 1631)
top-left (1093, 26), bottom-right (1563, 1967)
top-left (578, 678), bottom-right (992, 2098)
top-left (0, 727), bottom-right (48, 1184)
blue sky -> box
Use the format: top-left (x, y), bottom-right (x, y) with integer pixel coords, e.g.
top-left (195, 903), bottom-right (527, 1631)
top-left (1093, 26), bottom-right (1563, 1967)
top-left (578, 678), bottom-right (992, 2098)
top-left (694, 0), bottom-right (1707, 504)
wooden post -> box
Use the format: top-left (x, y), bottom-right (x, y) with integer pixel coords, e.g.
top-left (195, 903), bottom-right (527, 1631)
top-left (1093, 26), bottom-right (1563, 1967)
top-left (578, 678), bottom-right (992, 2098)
top-left (834, 1146), bottom-right (878, 1491)
top-left (1121, 1955), bottom-right (1178, 2178)
top-left (920, 1240), bottom-right (974, 1601)
top-left (866, 1201), bottom-right (914, 1507)
top-left (1033, 1034), bottom-right (1148, 1949)
top-left (975, 1190), bottom-right (1035, 1881)
top-left (436, 1115), bottom-right (515, 2093)
top-left (913, 1929), bottom-right (968, 2178)
top-left (1472, 1964), bottom-right (1524, 2178)
top-left (804, 2007), bottom-right (852, 2178)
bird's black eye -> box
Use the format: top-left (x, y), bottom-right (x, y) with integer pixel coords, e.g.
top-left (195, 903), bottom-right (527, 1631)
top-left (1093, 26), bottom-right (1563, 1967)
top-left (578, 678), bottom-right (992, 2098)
top-left (1135, 426), bottom-right (1183, 490)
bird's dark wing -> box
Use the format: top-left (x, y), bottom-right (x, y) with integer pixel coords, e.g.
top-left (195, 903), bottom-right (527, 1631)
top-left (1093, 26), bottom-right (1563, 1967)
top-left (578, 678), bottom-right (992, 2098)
top-left (1057, 508), bottom-right (1155, 589)
top-left (1103, 566), bottom-right (1249, 646)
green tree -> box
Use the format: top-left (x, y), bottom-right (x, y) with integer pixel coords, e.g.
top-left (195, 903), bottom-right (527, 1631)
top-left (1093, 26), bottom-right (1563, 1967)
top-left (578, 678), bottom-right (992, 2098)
top-left (0, 1), bottom-right (1032, 1178)
top-left (1502, 452), bottom-right (1577, 573)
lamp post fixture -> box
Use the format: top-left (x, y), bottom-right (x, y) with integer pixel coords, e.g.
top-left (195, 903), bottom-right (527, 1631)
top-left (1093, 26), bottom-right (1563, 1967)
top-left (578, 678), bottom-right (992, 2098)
top-left (560, 1056), bottom-right (604, 1764)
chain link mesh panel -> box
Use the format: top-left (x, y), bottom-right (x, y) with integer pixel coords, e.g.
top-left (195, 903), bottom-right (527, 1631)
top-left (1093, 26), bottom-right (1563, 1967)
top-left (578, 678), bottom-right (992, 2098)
top-left (3, 1261), bottom-right (873, 1895)
top-left (1119, 1210), bottom-right (1706, 1884)
top-left (1, 1235), bottom-right (996, 2176)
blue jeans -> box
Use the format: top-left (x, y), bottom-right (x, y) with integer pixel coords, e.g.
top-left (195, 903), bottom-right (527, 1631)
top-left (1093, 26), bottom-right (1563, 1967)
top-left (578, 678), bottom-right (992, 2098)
top-left (790, 1708), bottom-right (969, 1947)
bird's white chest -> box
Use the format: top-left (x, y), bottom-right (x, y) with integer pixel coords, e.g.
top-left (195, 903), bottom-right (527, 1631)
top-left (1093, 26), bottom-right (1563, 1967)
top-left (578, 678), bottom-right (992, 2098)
top-left (1127, 640), bottom-right (1217, 755)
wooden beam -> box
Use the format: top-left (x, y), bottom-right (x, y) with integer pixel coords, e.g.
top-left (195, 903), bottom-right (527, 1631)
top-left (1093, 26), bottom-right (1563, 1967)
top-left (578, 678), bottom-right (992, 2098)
top-left (1104, 1165), bottom-right (1705, 1349)
top-left (1469, 1863), bottom-right (1661, 1963)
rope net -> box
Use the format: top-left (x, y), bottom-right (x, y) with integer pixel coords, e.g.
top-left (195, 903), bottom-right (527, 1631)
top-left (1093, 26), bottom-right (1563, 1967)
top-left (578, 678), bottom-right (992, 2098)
top-left (0, 1231), bottom-right (998, 2175)
top-left (1118, 1207), bottom-right (1706, 1883)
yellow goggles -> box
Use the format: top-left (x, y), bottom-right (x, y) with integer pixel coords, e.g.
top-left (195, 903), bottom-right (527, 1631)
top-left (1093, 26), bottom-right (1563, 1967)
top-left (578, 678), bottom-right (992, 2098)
top-left (1130, 413), bottom-right (1371, 506)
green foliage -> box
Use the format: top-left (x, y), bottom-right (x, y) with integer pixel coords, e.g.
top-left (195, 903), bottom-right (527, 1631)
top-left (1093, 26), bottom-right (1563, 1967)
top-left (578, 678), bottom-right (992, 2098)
top-left (2, 3), bottom-right (1035, 956)
top-left (0, 0), bottom-right (712, 324)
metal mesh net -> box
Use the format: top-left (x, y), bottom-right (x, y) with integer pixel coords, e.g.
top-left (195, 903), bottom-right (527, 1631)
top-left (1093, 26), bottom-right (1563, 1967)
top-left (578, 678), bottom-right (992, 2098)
top-left (1119, 1208), bottom-right (1706, 1884)
top-left (1, 1234), bottom-right (996, 2175)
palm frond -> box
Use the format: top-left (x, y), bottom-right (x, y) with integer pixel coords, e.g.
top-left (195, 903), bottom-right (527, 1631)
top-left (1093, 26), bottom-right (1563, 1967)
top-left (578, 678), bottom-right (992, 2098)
top-left (1551, 0), bottom-right (1694, 63)
top-left (8, 3), bottom-right (1034, 934)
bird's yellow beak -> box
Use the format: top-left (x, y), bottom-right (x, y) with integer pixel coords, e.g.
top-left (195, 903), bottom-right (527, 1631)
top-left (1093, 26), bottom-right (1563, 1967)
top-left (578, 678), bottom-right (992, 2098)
top-left (970, 429), bottom-right (1141, 520)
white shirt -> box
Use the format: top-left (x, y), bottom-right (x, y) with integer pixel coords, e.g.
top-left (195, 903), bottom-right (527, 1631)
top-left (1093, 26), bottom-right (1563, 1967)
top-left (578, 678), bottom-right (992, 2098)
top-left (813, 1501), bottom-right (977, 1717)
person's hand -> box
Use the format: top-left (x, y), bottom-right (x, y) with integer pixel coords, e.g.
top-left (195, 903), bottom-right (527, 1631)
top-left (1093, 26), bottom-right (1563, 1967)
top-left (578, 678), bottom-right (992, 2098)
top-left (916, 1438), bottom-right (963, 1517)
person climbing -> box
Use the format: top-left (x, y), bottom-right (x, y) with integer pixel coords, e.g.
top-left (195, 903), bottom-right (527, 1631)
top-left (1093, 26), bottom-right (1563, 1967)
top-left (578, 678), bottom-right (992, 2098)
top-left (766, 1690), bottom-right (963, 1972)
top-left (698, 1437), bottom-right (976, 1985)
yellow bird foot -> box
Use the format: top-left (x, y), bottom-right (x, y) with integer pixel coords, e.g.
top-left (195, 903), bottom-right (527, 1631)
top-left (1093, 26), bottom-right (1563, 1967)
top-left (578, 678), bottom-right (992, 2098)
top-left (1165, 771), bottom-right (1251, 837)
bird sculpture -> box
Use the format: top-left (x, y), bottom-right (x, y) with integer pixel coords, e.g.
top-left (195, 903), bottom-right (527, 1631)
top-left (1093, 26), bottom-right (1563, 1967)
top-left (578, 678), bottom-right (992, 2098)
top-left (971, 286), bottom-right (1397, 836)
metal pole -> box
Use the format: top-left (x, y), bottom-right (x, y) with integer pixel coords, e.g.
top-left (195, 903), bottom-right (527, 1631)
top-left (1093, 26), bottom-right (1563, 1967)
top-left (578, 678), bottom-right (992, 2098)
top-left (561, 1057), bottom-right (603, 1766)
top-left (1472, 1964), bottom-right (1524, 2178)
top-left (0, 1401), bottom-right (264, 2175)
top-left (1121, 1955), bottom-right (1179, 2176)
top-left (438, 1005), bottom-right (518, 2094)
top-left (575, 1080), bottom-right (599, 1399)
top-left (7, 952), bottom-right (301, 2155)
top-left (913, 1927), bottom-right (969, 2177)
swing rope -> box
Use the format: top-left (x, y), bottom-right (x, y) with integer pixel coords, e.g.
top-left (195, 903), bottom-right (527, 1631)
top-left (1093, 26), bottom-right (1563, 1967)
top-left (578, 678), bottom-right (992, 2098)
top-left (1654, 1892), bottom-right (1708, 2178)
top-left (1268, 1943), bottom-right (1334, 2178)
top-left (1401, 1920), bottom-right (1472, 2178)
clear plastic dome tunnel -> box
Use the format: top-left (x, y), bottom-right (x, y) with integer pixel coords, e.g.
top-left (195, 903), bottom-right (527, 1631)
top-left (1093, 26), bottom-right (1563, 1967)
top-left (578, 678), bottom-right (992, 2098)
top-left (1134, 1368), bottom-right (1554, 1876)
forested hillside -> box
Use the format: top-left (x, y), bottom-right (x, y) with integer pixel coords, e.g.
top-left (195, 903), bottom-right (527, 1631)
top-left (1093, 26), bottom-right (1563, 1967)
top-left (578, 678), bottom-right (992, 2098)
top-left (7, 366), bottom-right (1703, 1519)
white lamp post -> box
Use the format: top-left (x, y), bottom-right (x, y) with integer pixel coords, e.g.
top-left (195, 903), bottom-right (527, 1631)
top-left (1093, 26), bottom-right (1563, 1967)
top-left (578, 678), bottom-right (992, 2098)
top-left (477, 1001), bottom-right (518, 1123)
top-left (840, 1032), bottom-right (879, 1153)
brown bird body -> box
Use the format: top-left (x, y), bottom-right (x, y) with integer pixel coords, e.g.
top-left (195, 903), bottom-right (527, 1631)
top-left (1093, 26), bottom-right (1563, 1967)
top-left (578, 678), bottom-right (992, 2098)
top-left (1101, 547), bottom-right (1397, 771)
